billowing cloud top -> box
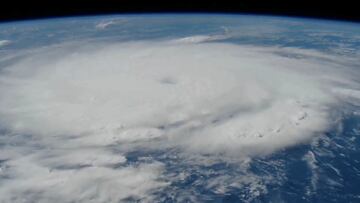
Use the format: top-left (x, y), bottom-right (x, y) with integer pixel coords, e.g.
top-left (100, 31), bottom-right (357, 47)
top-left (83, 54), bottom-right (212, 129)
top-left (0, 34), bottom-right (359, 202)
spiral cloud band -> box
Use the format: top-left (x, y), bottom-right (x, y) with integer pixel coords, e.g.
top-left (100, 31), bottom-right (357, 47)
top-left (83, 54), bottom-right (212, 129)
top-left (0, 39), bottom-right (359, 202)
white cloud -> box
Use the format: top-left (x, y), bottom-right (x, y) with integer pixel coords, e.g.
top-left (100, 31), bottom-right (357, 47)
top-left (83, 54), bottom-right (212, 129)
top-left (95, 19), bottom-right (126, 30)
top-left (303, 150), bottom-right (319, 195)
top-left (171, 34), bottom-right (230, 43)
top-left (0, 42), bottom-right (358, 152)
top-left (0, 155), bottom-right (166, 202)
top-left (0, 39), bottom-right (359, 201)
top-left (0, 40), bottom-right (11, 47)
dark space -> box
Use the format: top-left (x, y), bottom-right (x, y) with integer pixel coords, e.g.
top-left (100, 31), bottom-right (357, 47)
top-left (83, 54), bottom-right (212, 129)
top-left (0, 0), bottom-right (359, 23)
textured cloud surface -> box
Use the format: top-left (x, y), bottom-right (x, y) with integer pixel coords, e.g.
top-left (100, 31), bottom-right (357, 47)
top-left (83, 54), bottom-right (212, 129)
top-left (0, 39), bottom-right (359, 202)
